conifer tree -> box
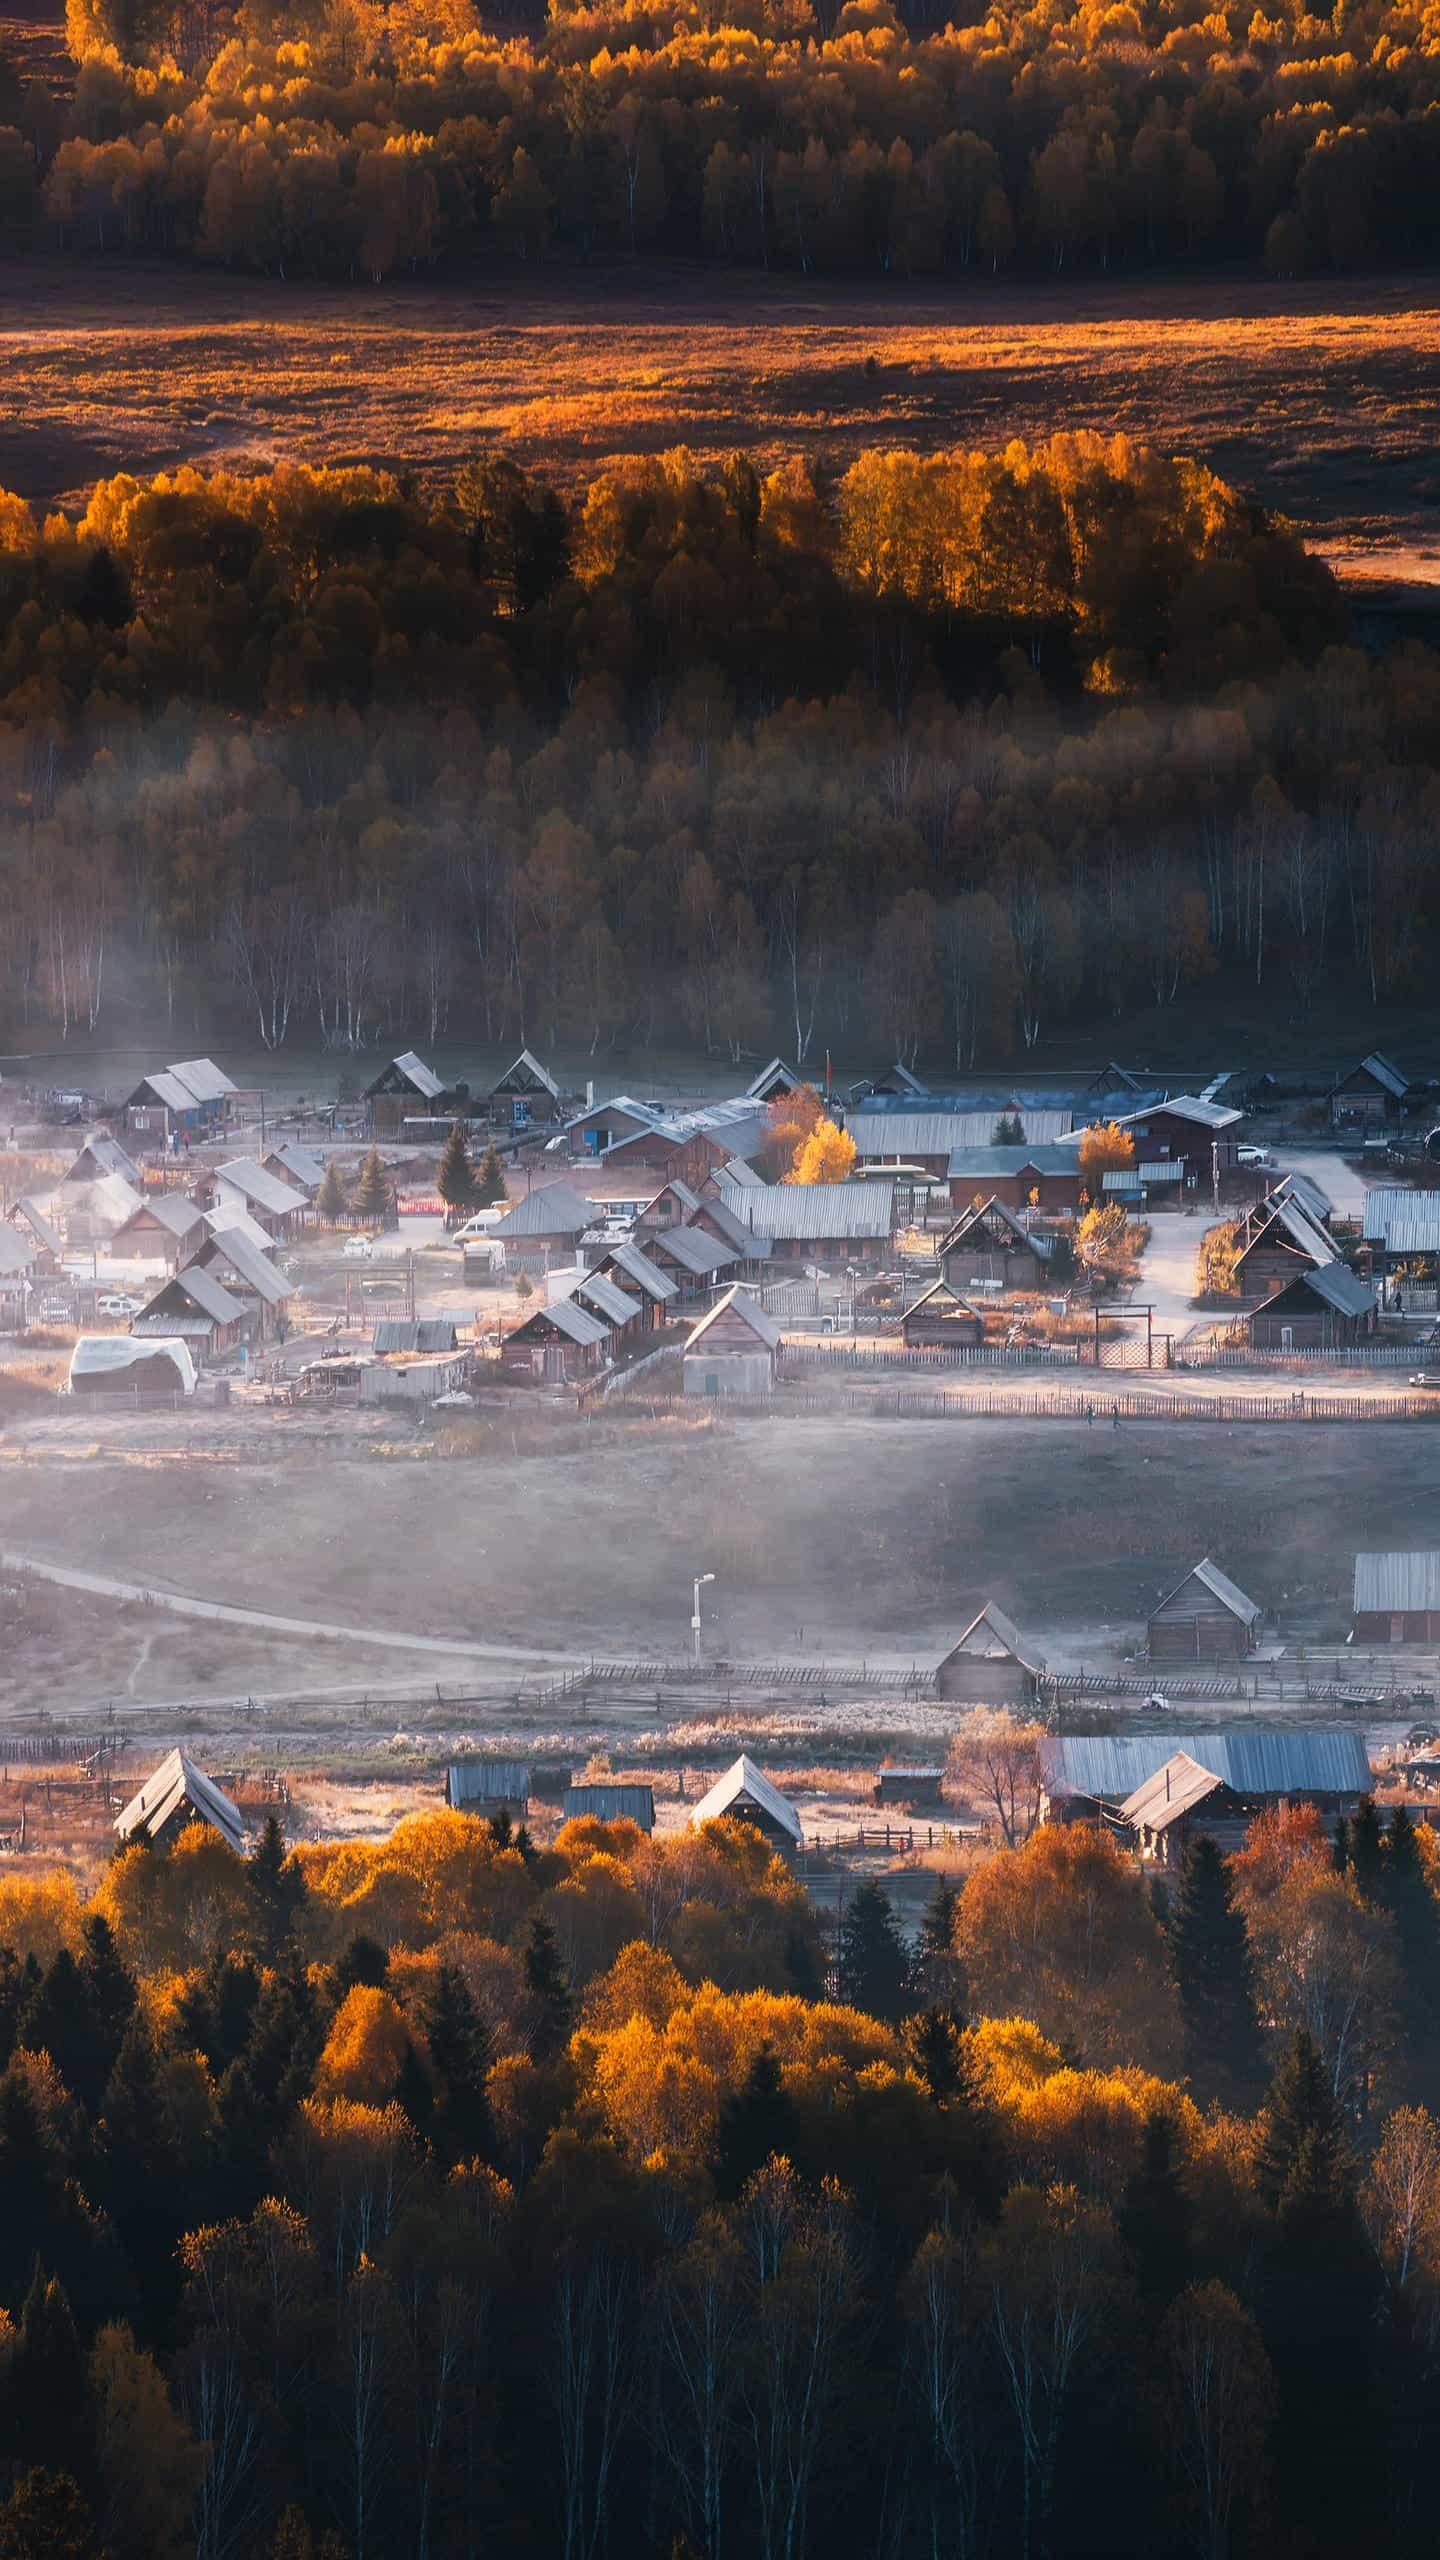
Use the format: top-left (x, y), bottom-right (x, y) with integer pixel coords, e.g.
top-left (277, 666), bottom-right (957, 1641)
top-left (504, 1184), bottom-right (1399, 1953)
top-left (1256, 2029), bottom-right (1347, 2212)
top-left (914, 1878), bottom-right (965, 2004)
top-left (394, 2039), bottom-right (435, 2140)
top-left (437, 1121), bottom-right (478, 1220)
top-left (18, 1950), bottom-right (106, 2117)
top-left (474, 1142), bottom-right (508, 1207)
top-left (5, 2274), bottom-right (89, 2480)
top-left (523, 1914), bottom-right (573, 2060)
top-left (353, 1146), bottom-right (392, 1224)
top-left (1348, 1795), bottom-right (1385, 1901)
top-left (315, 1156), bottom-right (351, 1223)
top-left (425, 1963), bottom-right (496, 2166)
top-left (77, 1917), bottom-right (135, 2086)
top-left (249, 1814), bottom-right (307, 1957)
top-left (907, 2003), bottom-right (966, 2105)
top-left (837, 1877), bottom-right (912, 2021)
top-left (1332, 1812), bottom-right (1351, 1872)
top-left (334, 1934), bottom-right (390, 1994)
top-left (1168, 1834), bottom-right (1264, 2103)
top-left (1119, 2108), bottom-right (1192, 2309)
top-left (713, 2042), bottom-right (796, 2200)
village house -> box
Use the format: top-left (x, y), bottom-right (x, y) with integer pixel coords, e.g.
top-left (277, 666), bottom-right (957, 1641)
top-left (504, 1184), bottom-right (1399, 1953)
top-left (446, 1759), bottom-right (531, 1820)
top-left (57, 1172), bottom-right (145, 1249)
top-left (1353, 1552), bottom-right (1440, 1642)
top-left (500, 1295), bottom-right (610, 1383)
top-left (1361, 1189), bottom-right (1440, 1277)
top-left (122, 1058), bottom-right (237, 1144)
top-left (1041, 1729), bottom-right (1372, 1827)
top-left (261, 1142), bottom-right (327, 1199)
top-left (643, 1222), bottom-right (740, 1298)
top-left (589, 1237), bottom-right (677, 1331)
top-left (68, 1335), bottom-right (195, 1397)
top-left (1148, 1558), bottom-right (1263, 1662)
top-left (944, 1145), bottom-right (1087, 1212)
top-left (847, 1109), bottom-right (1074, 1184)
top-left (562, 1782), bottom-right (656, 1831)
top-left (190, 1228), bottom-right (292, 1339)
top-left (485, 1051), bottom-right (565, 1130)
top-left (683, 1285), bottom-right (783, 1397)
top-left (364, 1052), bottom-right (453, 1135)
top-left (199, 1158), bottom-right (309, 1242)
top-left (1231, 1194), bottom-right (1338, 1298)
top-left (689, 1756), bottom-right (803, 1849)
top-left (1330, 1051), bottom-right (1412, 1129)
top-left (61, 1134), bottom-right (142, 1189)
top-left (744, 1059), bottom-right (803, 1103)
top-left (936, 1603), bottom-right (1046, 1705)
top-left (1107, 1095), bottom-right (1245, 1188)
top-left (1247, 1263), bottom-right (1378, 1350)
top-left (109, 1191), bottom-right (208, 1269)
top-left (716, 1178), bottom-right (896, 1266)
top-left (131, 1264), bottom-right (249, 1361)
top-left (565, 1270), bottom-right (645, 1343)
top-left (940, 1199), bottom-right (1053, 1293)
top-left (900, 1275), bottom-right (985, 1350)
top-left (493, 1181), bottom-right (598, 1272)
top-left (10, 1199), bottom-right (62, 1269)
top-left (114, 1747), bottom-right (245, 1853)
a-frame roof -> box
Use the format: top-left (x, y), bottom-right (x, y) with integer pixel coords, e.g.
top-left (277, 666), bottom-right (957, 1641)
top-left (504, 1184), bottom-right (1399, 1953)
top-left (690, 1754), bottom-right (803, 1843)
top-left (941, 1601), bottom-right (1046, 1674)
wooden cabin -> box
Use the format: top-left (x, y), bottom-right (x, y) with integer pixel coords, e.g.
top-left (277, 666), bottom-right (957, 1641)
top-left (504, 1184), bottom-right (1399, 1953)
top-left (936, 1603), bottom-right (1046, 1705)
top-left (940, 1199), bottom-right (1052, 1294)
top-left (683, 1286), bottom-right (782, 1397)
top-left (1148, 1558), bottom-right (1262, 1662)
top-left (689, 1756), bottom-right (803, 1849)
top-left (114, 1747), bottom-right (245, 1853)
top-left (873, 1765), bottom-right (944, 1809)
top-left (1353, 1553), bottom-right (1440, 1643)
top-left (901, 1275), bottom-right (985, 1350)
top-left (499, 1296), bottom-right (609, 1383)
top-left (1329, 1051), bottom-right (1410, 1129)
top-left (1247, 1264), bottom-right (1377, 1350)
top-left (487, 1050), bottom-right (563, 1130)
top-left (1231, 1196), bottom-right (1336, 1299)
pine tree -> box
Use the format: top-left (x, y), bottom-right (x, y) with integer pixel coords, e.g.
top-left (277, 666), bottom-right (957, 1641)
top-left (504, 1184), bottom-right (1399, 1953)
top-left (334, 1934), bottom-right (390, 1994)
top-left (77, 1916), bottom-right (135, 2085)
top-left (425, 1964), bottom-right (496, 2166)
top-left (914, 1879), bottom-right (965, 2004)
top-left (908, 2003), bottom-right (966, 2105)
top-left (395, 2039), bottom-right (435, 2140)
top-left (837, 1878), bottom-right (912, 2022)
top-left (487, 1808), bottom-right (514, 1851)
top-left (523, 1915), bottom-right (572, 2060)
top-left (99, 2022), bottom-right (186, 2320)
top-left (353, 1146), bottom-right (392, 1224)
top-left (1119, 2108), bottom-right (1192, 2309)
top-left (437, 1121), bottom-right (478, 1221)
top-left (5, 2274), bottom-right (89, 2480)
top-left (0, 2078), bottom-right (65, 2304)
top-left (18, 1950), bottom-right (106, 2117)
top-left (1168, 1835), bottom-right (1265, 2103)
top-left (315, 1157), bottom-right (351, 1223)
top-left (713, 2043), bottom-right (796, 2200)
top-left (249, 1814), bottom-right (307, 1957)
top-left (474, 1142), bottom-right (508, 1208)
top-left (1263, 2067), bottom-right (1383, 2554)
top-left (1348, 1795), bottom-right (1385, 1901)
top-left (1255, 2029), bottom-right (1347, 2212)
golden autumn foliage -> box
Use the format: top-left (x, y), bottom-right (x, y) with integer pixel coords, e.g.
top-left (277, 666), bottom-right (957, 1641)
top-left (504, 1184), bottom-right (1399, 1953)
top-left (958, 1826), bottom-right (1182, 2070)
top-left (578, 1981), bottom-right (900, 2159)
top-left (89, 2322), bottom-right (207, 2560)
top-left (314, 1985), bottom-right (417, 2103)
top-left (0, 1872), bottom-right (84, 1965)
top-left (787, 1118), bottom-right (858, 1184)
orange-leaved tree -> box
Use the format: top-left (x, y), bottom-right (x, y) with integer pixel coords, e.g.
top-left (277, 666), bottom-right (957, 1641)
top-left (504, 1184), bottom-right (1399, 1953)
top-left (787, 1119), bottom-right (857, 1184)
top-left (1077, 1121), bottom-right (1135, 1190)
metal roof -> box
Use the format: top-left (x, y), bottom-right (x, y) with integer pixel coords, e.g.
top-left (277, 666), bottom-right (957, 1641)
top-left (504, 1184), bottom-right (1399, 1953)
top-left (494, 1182), bottom-right (595, 1238)
top-left (942, 1601), bottom-right (1046, 1673)
top-left (195, 1229), bottom-right (289, 1305)
top-left (215, 1159), bottom-right (308, 1217)
top-left (689, 1754), bottom-right (803, 1843)
top-left (169, 1057), bottom-right (237, 1103)
top-left (115, 1191), bottom-right (204, 1240)
top-left (114, 1747), bottom-right (245, 1853)
top-left (140, 1264), bottom-right (244, 1327)
top-left (1119, 1095), bottom-right (1244, 1132)
top-left (203, 1204), bottom-right (283, 1257)
top-left (448, 1758), bottom-right (530, 1802)
top-left (129, 1070), bottom-right (200, 1114)
top-left (265, 1143), bottom-right (326, 1188)
top-left (685, 1284), bottom-right (783, 1352)
top-left (602, 1239), bottom-right (676, 1301)
top-left (64, 1136), bottom-right (141, 1184)
top-left (649, 1178), bottom-right (704, 1215)
top-left (513, 1296), bottom-right (609, 1348)
top-left (491, 1049), bottom-right (561, 1100)
top-left (1335, 1051), bottom-right (1410, 1101)
top-left (1154, 1557), bottom-right (1262, 1626)
top-left (852, 1112), bottom-right (1074, 1159)
top-left (1121, 1752), bottom-right (1227, 1833)
top-left (693, 1193), bottom-right (755, 1253)
top-left (652, 1224), bottom-right (738, 1275)
top-left (903, 1275), bottom-right (984, 1321)
top-left (946, 1143), bottom-right (1081, 1178)
top-left (1254, 1264), bottom-right (1376, 1320)
top-left (1362, 1190), bottom-right (1440, 1254)
top-left (14, 1198), bottom-right (62, 1255)
top-left (372, 1319), bottom-right (460, 1353)
top-left (723, 1181), bottom-right (897, 1242)
top-left (562, 1784), bottom-right (655, 1828)
top-left (941, 1198), bottom-right (1051, 1253)
top-left (570, 1272), bottom-right (643, 1326)
top-left (1272, 1170), bottom-right (1332, 1224)
top-left (719, 1156), bottom-right (763, 1186)
top-left (744, 1058), bottom-right (801, 1099)
top-left (1354, 1553), bottom-right (1440, 1613)
top-left (1044, 1729), bottom-right (1372, 1804)
top-left (1137, 1161), bottom-right (1185, 1183)
top-left (1242, 1197), bottom-right (1337, 1267)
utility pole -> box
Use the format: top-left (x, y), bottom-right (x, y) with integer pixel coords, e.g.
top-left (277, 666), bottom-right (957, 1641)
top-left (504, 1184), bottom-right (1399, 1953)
top-left (692, 1571), bottom-right (715, 1664)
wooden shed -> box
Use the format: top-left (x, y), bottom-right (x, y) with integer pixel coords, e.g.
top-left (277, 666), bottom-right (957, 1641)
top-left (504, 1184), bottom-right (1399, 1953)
top-left (683, 1286), bottom-right (782, 1397)
top-left (446, 1759), bottom-right (530, 1819)
top-left (1120, 1753), bottom-right (1241, 1867)
top-left (873, 1765), bottom-right (945, 1809)
top-left (936, 1603), bottom-right (1046, 1705)
top-left (689, 1755), bottom-right (803, 1849)
top-left (114, 1747), bottom-right (245, 1854)
top-left (1148, 1558), bottom-right (1262, 1662)
top-left (940, 1199), bottom-right (1051, 1293)
top-left (900, 1275), bottom-right (985, 1351)
top-left (1329, 1051), bottom-right (1410, 1129)
top-left (1248, 1264), bottom-right (1377, 1350)
top-left (561, 1783), bottom-right (656, 1832)
top-left (131, 1264), bottom-right (249, 1360)
top-left (1353, 1553), bottom-right (1440, 1643)
top-left (500, 1295), bottom-right (610, 1383)
top-left (1231, 1196), bottom-right (1337, 1299)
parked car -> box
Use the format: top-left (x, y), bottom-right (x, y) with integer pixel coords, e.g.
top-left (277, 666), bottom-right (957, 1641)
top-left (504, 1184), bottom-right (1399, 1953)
top-left (1409, 1372), bottom-right (1440, 1389)
top-left (342, 1236), bottom-right (372, 1260)
top-left (38, 1298), bottom-right (74, 1323)
top-left (96, 1293), bottom-right (142, 1317)
top-left (1145, 1691), bottom-right (1172, 1712)
top-left (1236, 1145), bottom-right (1276, 1170)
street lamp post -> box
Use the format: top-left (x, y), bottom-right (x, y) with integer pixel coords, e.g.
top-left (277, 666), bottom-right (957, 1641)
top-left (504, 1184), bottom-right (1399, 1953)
top-left (692, 1571), bottom-right (716, 1665)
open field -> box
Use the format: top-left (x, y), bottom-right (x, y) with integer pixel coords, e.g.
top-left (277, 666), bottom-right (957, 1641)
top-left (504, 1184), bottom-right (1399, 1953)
top-left (4, 263), bottom-right (1440, 586)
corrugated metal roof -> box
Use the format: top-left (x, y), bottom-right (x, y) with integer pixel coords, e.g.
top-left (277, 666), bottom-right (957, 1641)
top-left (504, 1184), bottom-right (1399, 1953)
top-left (495, 1181), bottom-right (594, 1237)
top-left (690, 1754), bottom-right (802, 1843)
top-left (15, 1198), bottom-right (62, 1255)
top-left (520, 1296), bottom-right (610, 1348)
top-left (947, 1143), bottom-right (1080, 1178)
top-left (114, 1747), bottom-right (245, 1852)
top-left (1354, 1552), bottom-right (1440, 1612)
top-left (392, 1051), bottom-right (447, 1099)
top-left (572, 1272), bottom-right (643, 1326)
top-left (265, 1143), bottom-right (326, 1188)
top-left (130, 1070), bottom-right (200, 1114)
top-left (65, 1136), bottom-right (141, 1184)
top-left (1119, 1095), bottom-right (1244, 1132)
top-left (1137, 1161), bottom-right (1185, 1183)
top-left (695, 1194), bottom-right (755, 1253)
top-left (685, 1284), bottom-right (783, 1351)
top-left (903, 1275), bottom-right (983, 1321)
top-left (941, 1198), bottom-right (1052, 1254)
top-left (169, 1056), bottom-right (238, 1103)
top-left (1121, 1752), bottom-right (1227, 1832)
top-left (216, 1159), bottom-right (308, 1217)
top-left (196, 1229), bottom-right (289, 1305)
top-left (1044, 1729), bottom-right (1372, 1804)
top-left (652, 1225), bottom-right (738, 1275)
top-left (491, 1049), bottom-right (561, 1100)
top-left (372, 1319), bottom-right (460, 1353)
top-left (1334, 1051), bottom-right (1410, 1101)
top-left (1255, 1264), bottom-right (1375, 1319)
top-left (1362, 1190), bottom-right (1440, 1254)
top-left (648, 1178), bottom-right (703, 1216)
top-left (1272, 1171), bottom-right (1332, 1224)
top-left (141, 1265), bottom-right (244, 1326)
top-left (725, 1182), bottom-right (896, 1242)
top-left (204, 1203), bottom-right (282, 1257)
top-left (744, 1058), bottom-right (800, 1099)
top-left (448, 1758), bottom-right (529, 1803)
top-left (720, 1156), bottom-right (763, 1186)
top-left (603, 1239), bottom-right (676, 1301)
top-left (852, 1112), bottom-right (1074, 1159)
top-left (942, 1601), bottom-right (1046, 1673)
top-left (116, 1191), bottom-right (204, 1240)
top-left (1154, 1557), bottom-right (1262, 1626)
top-left (562, 1784), bottom-right (655, 1828)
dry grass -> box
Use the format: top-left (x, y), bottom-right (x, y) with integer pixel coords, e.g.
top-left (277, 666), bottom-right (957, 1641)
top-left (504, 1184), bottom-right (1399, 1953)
top-left (3, 262), bottom-right (1440, 584)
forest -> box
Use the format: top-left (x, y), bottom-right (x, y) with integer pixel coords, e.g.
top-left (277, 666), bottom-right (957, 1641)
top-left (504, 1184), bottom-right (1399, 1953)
top-left (0, 0), bottom-right (1437, 278)
top-left (6, 434), bottom-right (1436, 1067)
top-left (0, 1780), bottom-right (1436, 2559)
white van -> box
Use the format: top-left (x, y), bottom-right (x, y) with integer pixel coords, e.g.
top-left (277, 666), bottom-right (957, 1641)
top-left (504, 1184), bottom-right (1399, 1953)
top-left (454, 1207), bottom-right (505, 1241)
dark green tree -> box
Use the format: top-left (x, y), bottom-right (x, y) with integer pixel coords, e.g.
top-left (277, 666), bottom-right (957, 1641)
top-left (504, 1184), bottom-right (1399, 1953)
top-left (907, 2002), bottom-right (966, 2105)
top-left (1332, 1811), bottom-right (1351, 1872)
top-left (316, 1156), bottom-right (351, 1222)
top-left (837, 1878), bottom-right (911, 2022)
top-left (352, 1146), bottom-right (392, 1223)
top-left (4, 2275), bottom-right (89, 2480)
top-left (1255, 2029), bottom-right (1346, 2212)
top-left (523, 1915), bottom-right (573, 2060)
top-left (17, 1951), bottom-right (106, 2117)
top-left (713, 2043), bottom-right (796, 2200)
top-left (1348, 1795), bottom-right (1385, 1901)
top-left (76, 1916), bottom-right (135, 2083)
top-left (99, 2020), bottom-right (187, 2320)
top-left (474, 1142), bottom-right (508, 1207)
top-left (437, 1121), bottom-right (478, 1220)
top-left (454, 452), bottom-right (569, 611)
top-left (1168, 1834), bottom-right (1265, 2103)
top-left (334, 1933), bottom-right (390, 1995)
top-left (1119, 2108), bottom-right (1191, 2310)
top-left (914, 1878), bottom-right (965, 2003)
top-left (424, 1964), bottom-right (496, 2166)
top-left (395, 2039), bottom-right (435, 2140)
top-left (249, 1814), bottom-right (308, 1957)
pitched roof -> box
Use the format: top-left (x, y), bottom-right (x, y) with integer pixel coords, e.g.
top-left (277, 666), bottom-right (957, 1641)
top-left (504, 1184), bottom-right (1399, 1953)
top-left (113, 1747), bottom-right (245, 1853)
top-left (1121, 1752), bottom-right (1227, 1834)
top-left (1355, 1553), bottom-right (1440, 1613)
top-left (645, 1178), bottom-right (703, 1218)
top-left (127, 1070), bottom-right (201, 1114)
top-left (1237, 1196), bottom-right (1336, 1268)
top-left (689, 1754), bottom-right (803, 1844)
top-left (214, 1159), bottom-right (308, 1217)
top-left (650, 1223), bottom-right (738, 1275)
top-left (902, 1274), bottom-right (984, 1322)
top-left (602, 1239), bottom-right (676, 1302)
top-left (1336, 1051), bottom-right (1410, 1101)
top-left (367, 1050), bottom-right (446, 1100)
top-left (493, 1181), bottom-right (595, 1238)
top-left (491, 1049), bottom-right (561, 1100)
top-left (744, 1058), bottom-right (801, 1099)
top-left (511, 1296), bottom-right (610, 1348)
top-left (64, 1135), bottom-right (140, 1184)
top-left (946, 1143), bottom-right (1081, 1179)
top-left (138, 1264), bottom-right (245, 1327)
top-left (1119, 1094), bottom-right (1244, 1131)
top-left (169, 1057), bottom-right (237, 1103)
top-left (941, 1197), bottom-right (1048, 1253)
top-left (718, 1155), bottom-right (763, 1186)
top-left (372, 1319), bottom-right (461, 1353)
top-left (942, 1602), bottom-right (1046, 1673)
top-left (264, 1143), bottom-right (326, 1188)
top-left (203, 1205), bottom-right (282, 1259)
top-left (692, 1192), bottom-right (756, 1253)
top-left (1253, 1264), bottom-right (1376, 1320)
top-left (13, 1198), bottom-right (62, 1256)
top-left (570, 1272), bottom-right (643, 1326)
top-left (114, 1191), bottom-right (205, 1241)
top-left (1043, 1729), bottom-right (1372, 1805)
top-left (720, 1181), bottom-right (896, 1243)
top-left (194, 1228), bottom-right (290, 1305)
top-left (853, 1113), bottom-right (1075, 1160)
top-left (685, 1284), bottom-right (783, 1352)
top-left (1271, 1170), bottom-right (1332, 1225)
top-left (1154, 1557), bottom-right (1262, 1626)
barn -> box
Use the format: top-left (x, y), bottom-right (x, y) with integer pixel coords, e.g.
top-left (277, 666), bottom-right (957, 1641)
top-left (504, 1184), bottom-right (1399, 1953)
top-left (900, 1275), bottom-right (985, 1350)
top-left (1247, 1264), bottom-right (1377, 1350)
top-left (1329, 1051), bottom-right (1411, 1129)
top-left (500, 1295), bottom-right (610, 1383)
top-left (940, 1199), bottom-right (1052, 1293)
top-left (562, 1783), bottom-right (656, 1831)
top-left (493, 1182), bottom-right (597, 1272)
top-left (689, 1755), bottom-right (803, 1849)
top-left (114, 1747), bottom-right (245, 1853)
top-left (683, 1286), bottom-right (782, 1396)
top-left (936, 1603), bottom-right (1046, 1704)
top-left (1353, 1553), bottom-right (1440, 1643)
top-left (1042, 1728), bottom-right (1372, 1824)
top-left (1119, 1753), bottom-right (1246, 1867)
top-left (446, 1759), bottom-right (531, 1819)
top-left (1148, 1558), bottom-right (1262, 1662)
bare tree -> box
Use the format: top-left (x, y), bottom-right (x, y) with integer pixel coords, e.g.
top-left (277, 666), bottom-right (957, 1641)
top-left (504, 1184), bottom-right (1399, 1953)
top-left (1157, 2281), bottom-right (1273, 2560)
top-left (946, 1711), bottom-right (1046, 1847)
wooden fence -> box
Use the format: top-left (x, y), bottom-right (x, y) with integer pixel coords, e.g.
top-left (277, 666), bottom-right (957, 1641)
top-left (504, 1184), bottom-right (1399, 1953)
top-left (587, 1385), bottom-right (1440, 1425)
top-left (785, 1340), bottom-right (1081, 1371)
